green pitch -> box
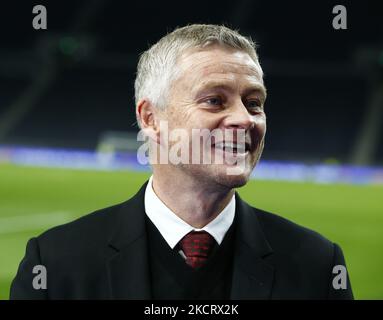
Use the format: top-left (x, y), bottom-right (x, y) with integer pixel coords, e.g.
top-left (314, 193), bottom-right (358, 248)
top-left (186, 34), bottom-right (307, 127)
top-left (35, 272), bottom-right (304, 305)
top-left (1, 163), bottom-right (382, 299)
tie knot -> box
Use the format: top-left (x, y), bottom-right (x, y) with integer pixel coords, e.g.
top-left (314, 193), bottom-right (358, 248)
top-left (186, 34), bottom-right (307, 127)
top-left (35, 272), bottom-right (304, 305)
top-left (178, 231), bottom-right (216, 269)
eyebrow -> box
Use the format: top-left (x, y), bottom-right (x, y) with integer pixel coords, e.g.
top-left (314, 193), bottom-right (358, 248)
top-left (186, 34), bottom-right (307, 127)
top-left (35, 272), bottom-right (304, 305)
top-left (194, 80), bottom-right (267, 102)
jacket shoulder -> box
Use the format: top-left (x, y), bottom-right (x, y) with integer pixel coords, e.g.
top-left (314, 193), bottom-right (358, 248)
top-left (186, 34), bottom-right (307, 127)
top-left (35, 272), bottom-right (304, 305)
top-left (247, 205), bottom-right (352, 299)
top-left (253, 207), bottom-right (335, 259)
top-left (36, 200), bottom-right (128, 257)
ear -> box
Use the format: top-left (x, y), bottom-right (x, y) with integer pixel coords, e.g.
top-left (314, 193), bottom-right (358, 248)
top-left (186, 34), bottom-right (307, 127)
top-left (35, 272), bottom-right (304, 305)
top-left (136, 99), bottom-right (161, 143)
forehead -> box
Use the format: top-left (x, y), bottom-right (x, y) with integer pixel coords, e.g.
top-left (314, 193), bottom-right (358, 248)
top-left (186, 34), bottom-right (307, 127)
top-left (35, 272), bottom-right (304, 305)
top-left (175, 46), bottom-right (264, 86)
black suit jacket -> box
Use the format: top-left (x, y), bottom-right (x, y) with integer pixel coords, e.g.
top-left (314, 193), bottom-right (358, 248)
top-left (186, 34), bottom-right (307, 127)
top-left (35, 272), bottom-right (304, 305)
top-left (10, 181), bottom-right (353, 299)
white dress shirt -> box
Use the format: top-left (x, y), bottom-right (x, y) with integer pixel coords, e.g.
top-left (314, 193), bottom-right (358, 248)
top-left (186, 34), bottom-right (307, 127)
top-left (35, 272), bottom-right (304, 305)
top-left (144, 175), bottom-right (236, 249)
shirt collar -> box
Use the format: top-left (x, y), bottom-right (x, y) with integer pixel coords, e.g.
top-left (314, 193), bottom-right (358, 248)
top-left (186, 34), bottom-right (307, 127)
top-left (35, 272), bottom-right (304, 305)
top-left (144, 175), bottom-right (236, 249)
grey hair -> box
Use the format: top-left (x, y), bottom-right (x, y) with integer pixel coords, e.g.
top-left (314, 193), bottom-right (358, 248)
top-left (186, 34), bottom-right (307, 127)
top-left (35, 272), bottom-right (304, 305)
top-left (134, 24), bottom-right (260, 114)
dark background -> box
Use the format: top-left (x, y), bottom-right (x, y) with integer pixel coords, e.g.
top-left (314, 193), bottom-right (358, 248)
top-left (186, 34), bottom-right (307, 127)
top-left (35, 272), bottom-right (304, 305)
top-left (1, 0), bottom-right (382, 164)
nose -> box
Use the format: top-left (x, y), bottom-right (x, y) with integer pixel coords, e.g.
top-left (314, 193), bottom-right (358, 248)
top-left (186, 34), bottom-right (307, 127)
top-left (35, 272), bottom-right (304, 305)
top-left (223, 99), bottom-right (256, 131)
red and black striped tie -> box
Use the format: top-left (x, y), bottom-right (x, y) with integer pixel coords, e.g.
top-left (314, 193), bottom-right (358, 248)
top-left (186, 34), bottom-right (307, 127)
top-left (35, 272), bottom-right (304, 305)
top-left (178, 231), bottom-right (216, 269)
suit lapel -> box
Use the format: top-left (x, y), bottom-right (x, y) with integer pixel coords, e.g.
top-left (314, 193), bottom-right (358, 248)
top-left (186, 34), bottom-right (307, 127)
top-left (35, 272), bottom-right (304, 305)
top-left (105, 182), bottom-right (274, 299)
top-left (107, 181), bottom-right (152, 299)
top-left (230, 193), bottom-right (275, 299)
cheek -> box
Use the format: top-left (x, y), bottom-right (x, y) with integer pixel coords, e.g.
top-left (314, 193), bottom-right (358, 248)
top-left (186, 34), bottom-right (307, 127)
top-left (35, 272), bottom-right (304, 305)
top-left (166, 106), bottom-right (194, 128)
top-left (188, 112), bottom-right (222, 130)
top-left (250, 117), bottom-right (266, 144)
top-left (256, 116), bottom-right (267, 136)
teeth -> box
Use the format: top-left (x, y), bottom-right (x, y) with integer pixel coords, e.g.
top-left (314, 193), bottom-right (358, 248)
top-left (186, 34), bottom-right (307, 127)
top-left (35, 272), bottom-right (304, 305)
top-left (214, 142), bottom-right (246, 152)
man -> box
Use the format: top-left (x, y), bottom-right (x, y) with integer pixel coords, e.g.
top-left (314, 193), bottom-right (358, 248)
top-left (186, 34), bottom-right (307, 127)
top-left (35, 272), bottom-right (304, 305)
top-left (11, 24), bottom-right (353, 299)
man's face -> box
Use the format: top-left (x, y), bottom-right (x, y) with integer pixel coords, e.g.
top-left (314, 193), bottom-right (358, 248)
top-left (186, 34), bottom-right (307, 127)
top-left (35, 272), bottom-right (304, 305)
top-left (160, 45), bottom-right (267, 189)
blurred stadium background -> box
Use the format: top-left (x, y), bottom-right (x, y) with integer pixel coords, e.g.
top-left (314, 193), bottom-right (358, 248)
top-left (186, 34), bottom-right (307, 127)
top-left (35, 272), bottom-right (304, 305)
top-left (0, 0), bottom-right (382, 299)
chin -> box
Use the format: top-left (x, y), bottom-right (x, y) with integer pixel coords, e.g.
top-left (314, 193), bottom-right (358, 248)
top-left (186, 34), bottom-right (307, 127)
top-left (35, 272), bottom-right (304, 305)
top-left (176, 163), bottom-right (249, 190)
top-left (214, 166), bottom-right (252, 188)
top-left (216, 174), bottom-right (249, 189)
top-left (215, 152), bottom-right (264, 189)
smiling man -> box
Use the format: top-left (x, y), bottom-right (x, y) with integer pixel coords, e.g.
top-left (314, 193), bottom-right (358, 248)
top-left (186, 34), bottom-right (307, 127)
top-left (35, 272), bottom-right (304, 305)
top-left (11, 24), bottom-right (353, 299)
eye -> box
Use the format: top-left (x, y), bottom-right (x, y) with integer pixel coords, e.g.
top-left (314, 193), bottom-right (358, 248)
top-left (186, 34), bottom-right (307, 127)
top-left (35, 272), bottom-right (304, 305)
top-left (246, 99), bottom-right (263, 113)
top-left (205, 96), bottom-right (223, 106)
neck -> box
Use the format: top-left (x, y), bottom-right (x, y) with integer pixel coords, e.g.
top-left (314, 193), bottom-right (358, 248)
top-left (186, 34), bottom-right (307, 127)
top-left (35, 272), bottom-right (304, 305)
top-left (151, 168), bottom-right (234, 228)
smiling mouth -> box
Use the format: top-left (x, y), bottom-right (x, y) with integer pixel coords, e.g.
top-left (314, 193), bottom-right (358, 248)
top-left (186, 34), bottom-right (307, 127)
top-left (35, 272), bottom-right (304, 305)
top-left (212, 141), bottom-right (251, 154)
